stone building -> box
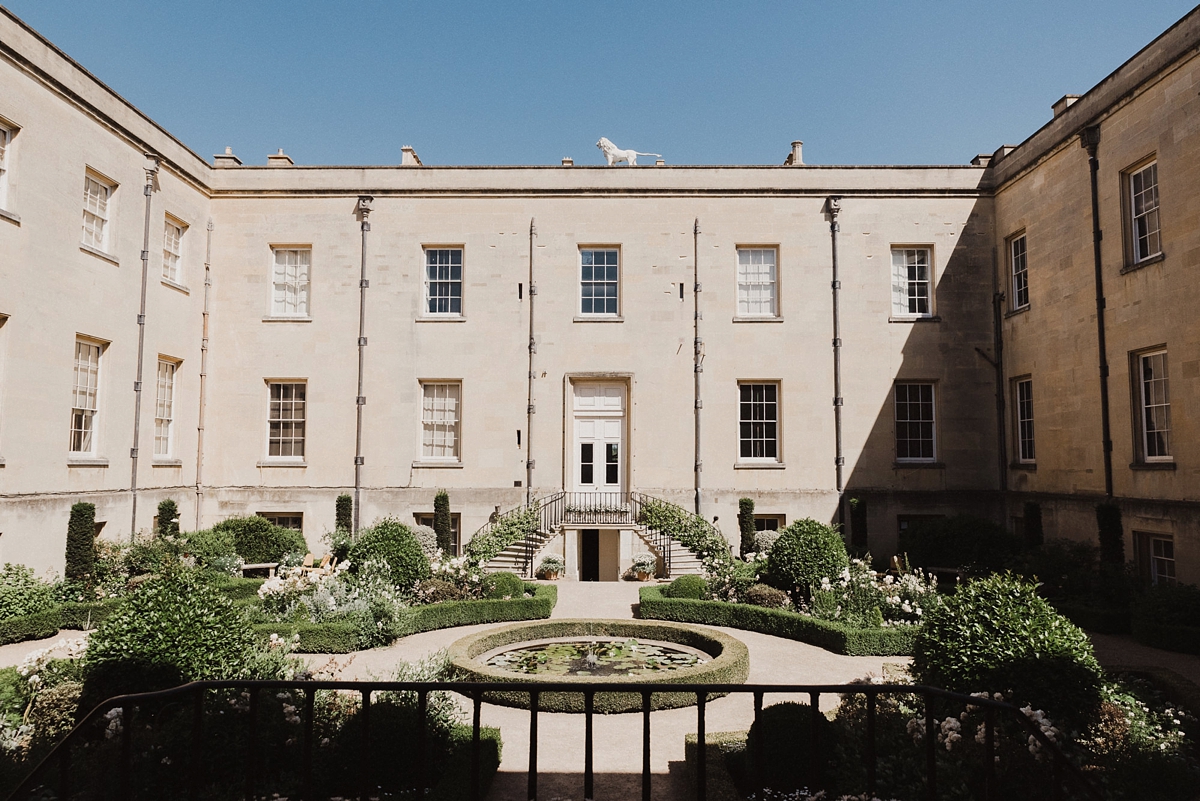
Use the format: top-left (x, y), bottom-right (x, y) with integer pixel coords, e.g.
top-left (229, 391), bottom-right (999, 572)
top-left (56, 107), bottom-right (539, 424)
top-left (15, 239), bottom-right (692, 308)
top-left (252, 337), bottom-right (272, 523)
top-left (0, 7), bottom-right (1195, 582)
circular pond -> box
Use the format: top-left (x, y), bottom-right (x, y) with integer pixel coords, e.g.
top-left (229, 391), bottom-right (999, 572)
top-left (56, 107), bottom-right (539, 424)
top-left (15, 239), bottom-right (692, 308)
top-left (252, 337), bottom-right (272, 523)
top-left (447, 619), bottom-right (750, 713)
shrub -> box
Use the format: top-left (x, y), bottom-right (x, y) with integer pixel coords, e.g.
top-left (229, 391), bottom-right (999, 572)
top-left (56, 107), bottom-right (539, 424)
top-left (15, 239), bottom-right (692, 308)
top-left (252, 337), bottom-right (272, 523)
top-left (752, 529), bottom-right (781, 554)
top-left (464, 507), bottom-right (540, 565)
top-left (767, 518), bottom-right (849, 595)
top-left (911, 573), bottom-right (1103, 726)
top-left (412, 525), bottom-right (440, 559)
top-left (1097, 502), bottom-right (1124, 565)
top-left (481, 571), bottom-right (525, 600)
top-left (156, 499), bottom-right (180, 538)
top-left (737, 498), bottom-right (756, 558)
top-left (213, 516), bottom-right (307, 564)
top-left (348, 518), bottom-right (430, 590)
top-left (65, 502), bottom-right (97, 584)
top-left (0, 564), bottom-right (56, 621)
top-left (434, 490), bottom-right (453, 556)
top-left (631, 552), bottom-right (657, 574)
top-left (744, 583), bottom-right (788, 609)
top-left (637, 499), bottom-right (731, 565)
top-left (335, 493), bottom-right (353, 533)
top-left (1022, 501), bottom-right (1044, 548)
top-left (741, 701), bottom-right (832, 791)
top-left (663, 574), bottom-right (707, 599)
top-left (537, 553), bottom-right (565, 577)
top-left (416, 578), bottom-right (464, 604)
top-left (898, 514), bottom-right (1021, 575)
top-left (184, 527), bottom-right (238, 568)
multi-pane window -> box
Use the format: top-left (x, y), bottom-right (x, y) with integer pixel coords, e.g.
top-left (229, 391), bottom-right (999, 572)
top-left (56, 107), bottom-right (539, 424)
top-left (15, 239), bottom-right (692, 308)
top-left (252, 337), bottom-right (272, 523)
top-left (271, 248), bottom-right (311, 317)
top-left (421, 383), bottom-right (461, 460)
top-left (1138, 350), bottom-right (1171, 461)
top-left (154, 359), bottom-right (176, 457)
top-left (1152, 537), bottom-right (1176, 585)
top-left (1015, 378), bottom-right (1035, 463)
top-left (82, 175), bottom-right (111, 251)
top-left (267, 382), bottom-right (306, 458)
top-left (163, 219), bottom-right (184, 283)
top-left (425, 248), bottom-right (463, 315)
top-left (70, 339), bottom-right (101, 453)
top-left (1010, 235), bottom-right (1029, 310)
top-left (580, 249), bottom-right (619, 315)
top-left (738, 383), bottom-right (779, 461)
top-left (891, 248), bottom-right (932, 317)
top-left (258, 513), bottom-right (303, 531)
top-left (736, 248), bottom-right (777, 317)
top-left (415, 513), bottom-right (461, 555)
top-left (0, 126), bottom-right (9, 207)
top-left (894, 383), bottom-right (936, 461)
top-left (1130, 162), bottom-right (1161, 263)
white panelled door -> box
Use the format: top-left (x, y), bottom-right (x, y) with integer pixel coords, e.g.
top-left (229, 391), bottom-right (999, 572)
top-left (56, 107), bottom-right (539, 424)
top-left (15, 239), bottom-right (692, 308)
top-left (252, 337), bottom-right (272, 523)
top-left (573, 383), bottom-right (625, 493)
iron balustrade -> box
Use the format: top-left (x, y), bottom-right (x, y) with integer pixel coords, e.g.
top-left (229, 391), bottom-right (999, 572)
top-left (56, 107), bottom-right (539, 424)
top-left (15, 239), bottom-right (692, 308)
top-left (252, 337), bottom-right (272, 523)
top-left (6, 680), bottom-right (1104, 801)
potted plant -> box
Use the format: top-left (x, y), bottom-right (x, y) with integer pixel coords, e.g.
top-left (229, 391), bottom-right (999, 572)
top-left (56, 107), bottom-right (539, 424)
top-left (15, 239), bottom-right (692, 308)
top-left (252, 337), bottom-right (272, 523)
top-left (632, 551), bottom-right (657, 581)
top-left (538, 553), bottom-right (565, 580)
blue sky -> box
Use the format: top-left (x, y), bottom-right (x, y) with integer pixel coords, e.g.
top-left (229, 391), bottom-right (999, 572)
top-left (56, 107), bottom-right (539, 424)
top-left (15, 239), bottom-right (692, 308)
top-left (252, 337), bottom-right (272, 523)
top-left (5, 1), bottom-right (1196, 166)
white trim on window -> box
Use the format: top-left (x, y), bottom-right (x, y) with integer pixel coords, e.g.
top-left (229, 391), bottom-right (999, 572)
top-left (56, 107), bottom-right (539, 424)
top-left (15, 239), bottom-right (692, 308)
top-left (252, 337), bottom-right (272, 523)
top-left (579, 248), bottom-right (619, 316)
top-left (82, 173), bottom-right (113, 252)
top-left (70, 338), bottom-right (102, 455)
top-left (421, 382), bottom-right (461, 461)
top-left (423, 247), bottom-right (464, 316)
top-left (266, 381), bottom-right (307, 459)
top-left (737, 382), bottom-right (780, 463)
top-left (154, 358), bottom-right (178, 457)
top-left (1129, 162), bottom-right (1161, 263)
top-left (736, 248), bottom-right (778, 317)
top-left (891, 247), bottom-right (933, 318)
top-left (894, 382), bottom-right (936, 462)
top-left (0, 124), bottom-right (10, 209)
top-left (1138, 349), bottom-right (1171, 462)
top-left (1010, 234), bottom-right (1029, 310)
top-left (270, 247), bottom-right (311, 318)
top-left (163, 217), bottom-right (185, 284)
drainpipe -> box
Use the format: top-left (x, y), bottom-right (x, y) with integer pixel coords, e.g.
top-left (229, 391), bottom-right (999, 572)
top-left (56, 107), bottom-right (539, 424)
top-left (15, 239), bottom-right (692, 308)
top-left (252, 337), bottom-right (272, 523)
top-left (693, 218), bottom-right (703, 517)
top-left (1081, 126), bottom-right (1114, 498)
top-left (991, 246), bottom-right (1008, 494)
top-left (129, 154), bottom-right (159, 540)
top-left (526, 218), bottom-right (537, 506)
top-left (827, 197), bottom-right (846, 532)
top-left (194, 220), bottom-right (213, 530)
top-left (353, 196), bottom-right (373, 534)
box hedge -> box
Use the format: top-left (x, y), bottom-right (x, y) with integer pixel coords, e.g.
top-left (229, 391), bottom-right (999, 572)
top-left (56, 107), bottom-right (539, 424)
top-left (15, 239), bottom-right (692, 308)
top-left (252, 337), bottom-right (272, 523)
top-left (638, 586), bottom-right (916, 657)
top-left (59, 599), bottom-right (123, 630)
top-left (1050, 599), bottom-right (1131, 635)
top-left (0, 607), bottom-right (62, 646)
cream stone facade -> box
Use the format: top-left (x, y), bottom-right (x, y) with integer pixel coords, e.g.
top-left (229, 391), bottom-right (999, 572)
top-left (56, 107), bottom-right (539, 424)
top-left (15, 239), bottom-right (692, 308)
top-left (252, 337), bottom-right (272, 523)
top-left (0, 7), bottom-right (1196, 582)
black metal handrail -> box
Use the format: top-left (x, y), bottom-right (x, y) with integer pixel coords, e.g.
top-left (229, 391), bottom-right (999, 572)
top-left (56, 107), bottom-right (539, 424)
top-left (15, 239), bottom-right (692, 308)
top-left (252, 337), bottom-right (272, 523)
top-left (6, 680), bottom-right (1104, 801)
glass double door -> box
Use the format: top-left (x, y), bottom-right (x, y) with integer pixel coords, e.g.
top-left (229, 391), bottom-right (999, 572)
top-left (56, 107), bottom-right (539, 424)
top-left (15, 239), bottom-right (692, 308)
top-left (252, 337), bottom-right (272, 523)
top-left (574, 417), bottom-right (622, 493)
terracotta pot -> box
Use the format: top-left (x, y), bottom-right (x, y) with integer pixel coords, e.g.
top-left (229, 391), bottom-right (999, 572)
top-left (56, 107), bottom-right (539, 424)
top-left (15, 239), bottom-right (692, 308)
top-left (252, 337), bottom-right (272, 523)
top-left (545, 571), bottom-right (560, 581)
top-left (637, 571), bottom-right (651, 581)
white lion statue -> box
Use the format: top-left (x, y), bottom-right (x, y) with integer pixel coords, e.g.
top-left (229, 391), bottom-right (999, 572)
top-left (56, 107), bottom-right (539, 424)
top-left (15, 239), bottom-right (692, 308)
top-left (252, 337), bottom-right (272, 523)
top-left (596, 137), bottom-right (661, 166)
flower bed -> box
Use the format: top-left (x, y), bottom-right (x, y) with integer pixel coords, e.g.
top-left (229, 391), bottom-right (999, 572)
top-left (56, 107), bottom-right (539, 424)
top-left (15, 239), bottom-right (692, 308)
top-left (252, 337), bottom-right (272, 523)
top-left (638, 586), bottom-right (916, 657)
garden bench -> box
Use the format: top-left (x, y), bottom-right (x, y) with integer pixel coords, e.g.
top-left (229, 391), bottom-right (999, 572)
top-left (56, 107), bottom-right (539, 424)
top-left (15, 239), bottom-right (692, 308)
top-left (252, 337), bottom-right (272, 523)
top-left (240, 562), bottom-right (279, 578)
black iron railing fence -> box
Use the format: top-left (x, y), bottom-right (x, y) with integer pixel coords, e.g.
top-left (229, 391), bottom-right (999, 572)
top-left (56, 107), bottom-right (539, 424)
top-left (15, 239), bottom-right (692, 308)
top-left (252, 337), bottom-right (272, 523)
top-left (6, 680), bottom-right (1104, 801)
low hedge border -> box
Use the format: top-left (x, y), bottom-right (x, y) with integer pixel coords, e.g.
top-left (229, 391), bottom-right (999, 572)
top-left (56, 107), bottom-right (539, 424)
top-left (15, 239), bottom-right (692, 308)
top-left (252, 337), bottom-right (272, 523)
top-left (447, 618), bottom-right (751, 713)
top-left (59, 598), bottom-right (123, 630)
top-left (1051, 600), bottom-right (1131, 635)
top-left (0, 599), bottom-right (125, 645)
top-left (255, 583), bottom-right (558, 654)
top-left (637, 586), bottom-right (916, 657)
top-left (431, 725), bottom-right (502, 801)
top-left (1130, 615), bottom-right (1200, 655)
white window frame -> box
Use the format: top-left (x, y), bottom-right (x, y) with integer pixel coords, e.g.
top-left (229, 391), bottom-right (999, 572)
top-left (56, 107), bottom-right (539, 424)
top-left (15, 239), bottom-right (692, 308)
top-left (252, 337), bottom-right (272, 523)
top-left (1137, 349), bottom-right (1171, 462)
top-left (420, 382), bottom-right (461, 461)
top-left (894, 382), bottom-right (937, 463)
top-left (1129, 162), bottom-right (1161, 264)
top-left (163, 217), bottom-right (185, 284)
top-left (266, 381), bottom-right (307, 460)
top-left (1150, 536), bottom-right (1176, 586)
top-left (891, 247), bottom-right (934, 318)
top-left (579, 248), bottom-right (620, 317)
top-left (82, 172), bottom-right (114, 252)
top-left (737, 382), bottom-right (780, 463)
top-left (1015, 377), bottom-right (1035, 463)
top-left (1010, 234), bottom-right (1029, 310)
top-left (0, 123), bottom-right (11, 209)
top-left (270, 247), bottom-right (312, 318)
top-left (70, 338), bottom-right (103, 454)
top-left (423, 247), bottom-right (464, 316)
top-left (154, 358), bottom-right (178, 457)
top-left (736, 247), bottom-right (778, 317)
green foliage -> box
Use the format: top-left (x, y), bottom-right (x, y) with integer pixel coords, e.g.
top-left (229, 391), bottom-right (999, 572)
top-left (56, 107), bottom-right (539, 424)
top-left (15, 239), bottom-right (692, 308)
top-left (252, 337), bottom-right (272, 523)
top-left (326, 525), bottom-right (354, 563)
top-left (663, 574), bottom-right (708, 599)
top-left (416, 578), bottom-right (465, 603)
top-left (737, 498), bottom-right (756, 558)
top-left (0, 563), bottom-right (56, 621)
top-left (898, 514), bottom-right (1021, 575)
top-left (481, 571), bottom-right (525, 600)
top-left (59, 599), bottom-right (122, 630)
top-left (254, 620), bottom-right (360, 653)
top-left (463, 506), bottom-right (540, 565)
top-left (335, 493), bottom-right (353, 532)
top-left (537, 553), bottom-right (565, 577)
top-left (911, 573), bottom-right (1103, 726)
top-left (1022, 501), bottom-right (1044, 548)
top-left (123, 532), bottom-right (185, 577)
top-left (767, 518), bottom-right (849, 595)
top-left (0, 607), bottom-right (62, 646)
top-left (742, 702), bottom-right (832, 792)
top-left (348, 518), bottom-right (430, 590)
top-left (743, 583), bottom-right (788, 609)
top-left (184, 526), bottom-right (238, 568)
top-left (434, 490), bottom-right (453, 555)
top-left (65, 502), bottom-right (97, 584)
top-left (639, 586), bottom-right (916, 657)
top-left (212, 516), bottom-right (307, 564)
top-left (156, 499), bottom-right (180, 538)
top-left (637, 498), bottom-right (731, 565)
top-left (1097, 502), bottom-right (1125, 565)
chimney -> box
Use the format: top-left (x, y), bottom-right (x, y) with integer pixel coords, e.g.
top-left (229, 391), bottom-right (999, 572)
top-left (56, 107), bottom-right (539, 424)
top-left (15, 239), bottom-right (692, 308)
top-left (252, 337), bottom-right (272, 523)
top-left (655, 158), bottom-right (665, 166)
top-left (561, 157), bottom-right (574, 166)
top-left (267, 148), bottom-right (294, 167)
top-left (1052, 95), bottom-right (1081, 118)
top-left (788, 140), bottom-right (804, 166)
top-left (401, 145), bottom-right (423, 166)
top-left (970, 154), bottom-right (993, 167)
top-left (213, 146), bottom-right (242, 168)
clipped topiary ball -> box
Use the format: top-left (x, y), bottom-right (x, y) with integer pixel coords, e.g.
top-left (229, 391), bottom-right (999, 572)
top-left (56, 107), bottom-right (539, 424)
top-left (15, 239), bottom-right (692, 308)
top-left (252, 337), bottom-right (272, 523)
top-left (664, 574), bottom-right (708, 599)
top-left (911, 573), bottom-right (1103, 726)
top-left (480, 571), bottom-right (525, 600)
top-left (348, 518), bottom-right (430, 590)
top-left (767, 519), bottom-right (849, 595)
top-left (744, 583), bottom-right (789, 609)
top-left (212, 516), bottom-right (307, 564)
top-left (745, 701), bottom-right (831, 792)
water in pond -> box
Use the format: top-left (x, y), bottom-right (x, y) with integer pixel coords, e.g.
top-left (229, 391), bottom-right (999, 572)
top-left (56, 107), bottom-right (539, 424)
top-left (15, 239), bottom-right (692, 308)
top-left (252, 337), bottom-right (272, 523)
top-left (484, 638), bottom-right (708, 677)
